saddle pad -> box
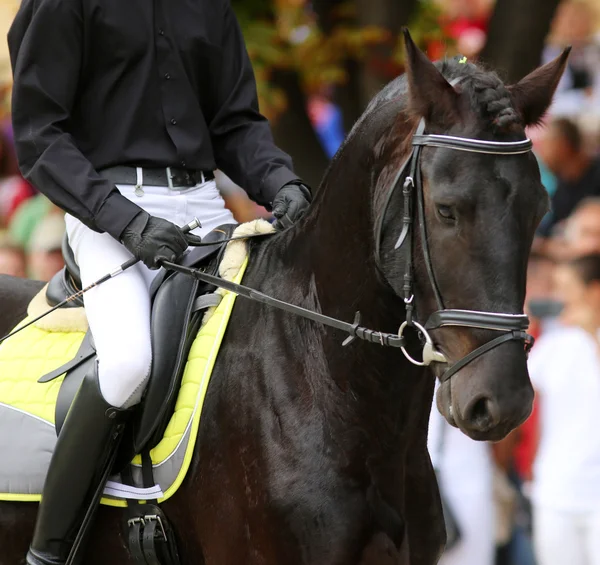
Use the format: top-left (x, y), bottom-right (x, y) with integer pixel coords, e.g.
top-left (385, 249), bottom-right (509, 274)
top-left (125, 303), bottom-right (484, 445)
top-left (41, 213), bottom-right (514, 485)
top-left (0, 219), bottom-right (273, 506)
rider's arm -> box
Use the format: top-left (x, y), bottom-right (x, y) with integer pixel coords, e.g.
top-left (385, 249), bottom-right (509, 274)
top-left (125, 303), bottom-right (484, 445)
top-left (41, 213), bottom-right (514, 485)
top-left (208, 1), bottom-right (300, 208)
top-left (8, 0), bottom-right (142, 240)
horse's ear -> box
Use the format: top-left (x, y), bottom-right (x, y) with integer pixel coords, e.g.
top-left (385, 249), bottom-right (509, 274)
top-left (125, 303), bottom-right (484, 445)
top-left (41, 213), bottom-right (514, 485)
top-left (508, 47), bottom-right (571, 126)
top-left (403, 28), bottom-right (460, 128)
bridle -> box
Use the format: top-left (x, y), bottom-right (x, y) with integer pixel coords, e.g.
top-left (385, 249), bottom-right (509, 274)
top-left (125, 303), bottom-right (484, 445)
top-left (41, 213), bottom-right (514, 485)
top-left (375, 118), bottom-right (535, 382)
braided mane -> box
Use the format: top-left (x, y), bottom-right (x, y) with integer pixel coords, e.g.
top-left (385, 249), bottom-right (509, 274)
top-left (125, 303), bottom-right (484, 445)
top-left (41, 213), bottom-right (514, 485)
top-left (363, 55), bottom-right (523, 137)
top-left (440, 57), bottom-right (522, 133)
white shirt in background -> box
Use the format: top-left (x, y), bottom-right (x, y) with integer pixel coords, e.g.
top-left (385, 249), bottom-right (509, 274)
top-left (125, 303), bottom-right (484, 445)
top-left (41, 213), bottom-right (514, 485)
top-left (528, 324), bottom-right (600, 512)
top-left (428, 396), bottom-right (494, 565)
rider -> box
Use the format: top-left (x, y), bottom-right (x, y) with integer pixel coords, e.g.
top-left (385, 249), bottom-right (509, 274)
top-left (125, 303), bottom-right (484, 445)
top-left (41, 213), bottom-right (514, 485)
top-left (8, 1), bottom-right (311, 564)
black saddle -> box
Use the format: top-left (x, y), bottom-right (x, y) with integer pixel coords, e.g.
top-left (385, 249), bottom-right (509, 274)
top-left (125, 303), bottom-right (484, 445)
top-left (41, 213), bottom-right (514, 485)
top-left (45, 235), bottom-right (83, 308)
top-left (42, 224), bottom-right (237, 457)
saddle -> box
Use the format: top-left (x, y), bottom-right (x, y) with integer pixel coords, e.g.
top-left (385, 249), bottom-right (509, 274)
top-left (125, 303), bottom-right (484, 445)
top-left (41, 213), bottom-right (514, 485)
top-left (42, 225), bottom-right (236, 455)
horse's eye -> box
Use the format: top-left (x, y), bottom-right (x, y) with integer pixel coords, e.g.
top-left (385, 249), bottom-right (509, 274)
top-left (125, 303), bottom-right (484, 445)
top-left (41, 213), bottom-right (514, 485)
top-left (437, 205), bottom-right (455, 221)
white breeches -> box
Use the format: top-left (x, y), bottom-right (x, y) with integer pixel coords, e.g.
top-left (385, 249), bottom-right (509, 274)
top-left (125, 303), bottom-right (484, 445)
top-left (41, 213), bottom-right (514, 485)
top-left (65, 179), bottom-right (236, 408)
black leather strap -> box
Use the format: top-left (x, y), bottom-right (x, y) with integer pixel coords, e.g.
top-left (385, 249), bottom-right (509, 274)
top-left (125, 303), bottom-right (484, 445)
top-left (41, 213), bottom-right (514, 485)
top-left (412, 135), bottom-right (532, 154)
top-left (425, 310), bottom-right (530, 331)
top-left (99, 166), bottom-right (215, 188)
top-left (128, 518), bottom-right (148, 564)
top-left (142, 518), bottom-right (163, 565)
top-left (439, 330), bottom-right (531, 382)
top-left (122, 465), bottom-right (150, 565)
top-left (161, 261), bottom-right (408, 349)
top-left (38, 331), bottom-right (96, 383)
top-left (192, 293), bottom-right (222, 312)
top-left (415, 142), bottom-right (444, 311)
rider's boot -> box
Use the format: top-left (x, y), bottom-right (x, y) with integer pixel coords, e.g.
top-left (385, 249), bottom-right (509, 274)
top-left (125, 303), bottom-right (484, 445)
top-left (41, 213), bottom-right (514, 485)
top-left (26, 365), bottom-right (130, 565)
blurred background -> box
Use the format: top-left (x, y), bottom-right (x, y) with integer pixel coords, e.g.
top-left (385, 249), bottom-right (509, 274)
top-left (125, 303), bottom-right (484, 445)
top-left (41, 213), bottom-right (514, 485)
top-left (2, 1), bottom-right (600, 564)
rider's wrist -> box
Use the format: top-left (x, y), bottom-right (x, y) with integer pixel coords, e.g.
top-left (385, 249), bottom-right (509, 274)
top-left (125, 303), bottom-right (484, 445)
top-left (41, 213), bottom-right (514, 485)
top-left (96, 192), bottom-right (143, 241)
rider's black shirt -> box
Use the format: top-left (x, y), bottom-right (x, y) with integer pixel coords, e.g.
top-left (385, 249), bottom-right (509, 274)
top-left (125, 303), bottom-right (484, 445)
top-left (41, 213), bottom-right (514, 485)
top-left (8, 0), bottom-right (299, 239)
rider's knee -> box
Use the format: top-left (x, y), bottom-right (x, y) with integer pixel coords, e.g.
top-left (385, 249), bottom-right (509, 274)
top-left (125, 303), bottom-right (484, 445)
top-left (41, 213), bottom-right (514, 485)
top-left (97, 353), bottom-right (152, 408)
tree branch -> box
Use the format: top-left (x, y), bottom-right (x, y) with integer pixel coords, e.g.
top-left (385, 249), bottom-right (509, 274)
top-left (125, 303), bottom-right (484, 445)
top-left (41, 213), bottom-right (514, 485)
top-left (479, 0), bottom-right (561, 84)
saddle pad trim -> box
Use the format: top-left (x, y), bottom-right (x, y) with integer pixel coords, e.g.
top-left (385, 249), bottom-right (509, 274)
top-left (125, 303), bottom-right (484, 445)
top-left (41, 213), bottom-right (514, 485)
top-left (100, 257), bottom-right (249, 507)
top-left (0, 403), bottom-right (55, 428)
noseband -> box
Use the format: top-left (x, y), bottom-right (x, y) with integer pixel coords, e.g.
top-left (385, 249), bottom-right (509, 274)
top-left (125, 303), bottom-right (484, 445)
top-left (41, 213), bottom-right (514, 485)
top-left (376, 119), bottom-right (535, 382)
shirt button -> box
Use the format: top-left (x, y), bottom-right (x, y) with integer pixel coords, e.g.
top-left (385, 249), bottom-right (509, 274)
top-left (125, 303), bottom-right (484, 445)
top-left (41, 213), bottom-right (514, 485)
top-left (180, 160), bottom-right (186, 167)
top-left (170, 118), bottom-right (177, 125)
top-left (158, 28), bottom-right (165, 36)
top-left (164, 73), bottom-right (171, 80)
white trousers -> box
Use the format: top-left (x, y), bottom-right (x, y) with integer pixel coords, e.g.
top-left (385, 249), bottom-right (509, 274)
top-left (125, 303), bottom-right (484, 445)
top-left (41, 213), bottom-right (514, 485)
top-left (65, 179), bottom-right (236, 408)
top-left (533, 504), bottom-right (600, 565)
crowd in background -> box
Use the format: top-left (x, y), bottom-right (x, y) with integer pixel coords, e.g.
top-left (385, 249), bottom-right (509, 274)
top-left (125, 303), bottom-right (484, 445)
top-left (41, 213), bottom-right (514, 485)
top-left (428, 2), bottom-right (600, 565)
top-left (2, 0), bottom-right (600, 565)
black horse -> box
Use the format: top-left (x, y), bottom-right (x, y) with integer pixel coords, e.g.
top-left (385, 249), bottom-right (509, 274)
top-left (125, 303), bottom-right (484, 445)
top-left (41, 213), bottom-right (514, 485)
top-left (0, 33), bottom-right (567, 565)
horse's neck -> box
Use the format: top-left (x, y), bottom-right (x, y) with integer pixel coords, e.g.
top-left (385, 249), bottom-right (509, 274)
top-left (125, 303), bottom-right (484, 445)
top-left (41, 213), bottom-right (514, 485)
top-left (260, 161), bottom-right (432, 467)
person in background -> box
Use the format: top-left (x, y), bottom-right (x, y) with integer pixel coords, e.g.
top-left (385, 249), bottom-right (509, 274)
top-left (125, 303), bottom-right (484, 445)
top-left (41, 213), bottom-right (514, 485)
top-left (0, 234), bottom-right (26, 277)
top-left (307, 87), bottom-right (345, 159)
top-left (214, 170), bottom-right (271, 223)
top-left (428, 399), bottom-right (495, 565)
top-left (528, 253), bottom-right (600, 565)
top-left (535, 154), bottom-right (558, 237)
top-left (26, 213), bottom-right (65, 282)
top-left (437, 0), bottom-right (493, 57)
top-left (564, 197), bottom-right (600, 256)
top-left (542, 0), bottom-right (600, 119)
top-left (535, 118), bottom-right (600, 242)
top-left (536, 197), bottom-right (600, 262)
top-left (7, 193), bottom-right (53, 251)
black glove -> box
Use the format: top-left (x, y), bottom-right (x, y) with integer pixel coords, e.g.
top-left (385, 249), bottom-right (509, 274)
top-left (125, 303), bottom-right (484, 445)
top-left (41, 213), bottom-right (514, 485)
top-left (271, 182), bottom-right (312, 231)
top-left (120, 211), bottom-right (202, 269)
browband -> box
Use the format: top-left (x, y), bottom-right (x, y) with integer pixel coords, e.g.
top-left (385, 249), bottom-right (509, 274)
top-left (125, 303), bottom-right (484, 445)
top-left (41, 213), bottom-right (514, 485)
top-left (412, 135), bottom-right (532, 155)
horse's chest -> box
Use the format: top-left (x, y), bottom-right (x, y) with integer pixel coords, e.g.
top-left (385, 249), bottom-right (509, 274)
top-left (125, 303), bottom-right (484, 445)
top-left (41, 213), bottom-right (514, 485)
top-left (267, 468), bottom-right (404, 564)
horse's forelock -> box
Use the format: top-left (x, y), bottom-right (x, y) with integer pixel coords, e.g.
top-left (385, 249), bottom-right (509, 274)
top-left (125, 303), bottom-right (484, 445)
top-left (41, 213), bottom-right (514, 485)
top-left (437, 59), bottom-right (523, 134)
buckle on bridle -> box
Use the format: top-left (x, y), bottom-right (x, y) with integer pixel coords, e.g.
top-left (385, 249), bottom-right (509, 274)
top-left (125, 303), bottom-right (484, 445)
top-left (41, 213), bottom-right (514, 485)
top-left (398, 320), bottom-right (447, 366)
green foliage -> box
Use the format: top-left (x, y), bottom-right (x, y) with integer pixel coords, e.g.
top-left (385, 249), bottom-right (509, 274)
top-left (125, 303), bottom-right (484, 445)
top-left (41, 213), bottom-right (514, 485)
top-left (393, 0), bottom-right (457, 66)
top-left (231, 0), bottom-right (454, 120)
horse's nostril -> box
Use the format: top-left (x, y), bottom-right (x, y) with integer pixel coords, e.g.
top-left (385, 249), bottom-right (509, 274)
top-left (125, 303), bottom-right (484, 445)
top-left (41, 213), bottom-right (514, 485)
top-left (467, 397), bottom-right (498, 432)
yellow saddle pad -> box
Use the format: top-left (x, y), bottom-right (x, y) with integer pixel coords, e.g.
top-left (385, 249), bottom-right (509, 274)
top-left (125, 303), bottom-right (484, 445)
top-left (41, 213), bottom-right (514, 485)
top-left (0, 219), bottom-right (273, 506)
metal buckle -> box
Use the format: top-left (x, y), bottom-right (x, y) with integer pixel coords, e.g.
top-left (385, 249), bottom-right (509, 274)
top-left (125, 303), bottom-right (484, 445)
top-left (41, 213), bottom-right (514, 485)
top-left (128, 516), bottom-right (145, 527)
top-left (134, 167), bottom-right (144, 197)
top-left (398, 320), bottom-right (447, 366)
top-left (166, 167), bottom-right (174, 190)
top-left (144, 515), bottom-right (167, 541)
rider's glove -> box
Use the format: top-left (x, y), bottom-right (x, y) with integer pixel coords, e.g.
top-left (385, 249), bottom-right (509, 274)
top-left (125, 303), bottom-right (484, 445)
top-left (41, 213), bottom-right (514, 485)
top-left (120, 211), bottom-right (202, 269)
top-left (271, 182), bottom-right (312, 231)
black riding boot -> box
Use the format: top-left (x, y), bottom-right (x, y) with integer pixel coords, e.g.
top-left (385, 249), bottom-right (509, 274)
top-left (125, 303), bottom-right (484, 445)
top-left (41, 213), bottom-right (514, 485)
top-left (26, 367), bottom-right (130, 565)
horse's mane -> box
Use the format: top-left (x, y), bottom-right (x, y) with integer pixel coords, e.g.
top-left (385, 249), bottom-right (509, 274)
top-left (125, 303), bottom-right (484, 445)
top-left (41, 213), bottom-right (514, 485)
top-left (361, 56), bottom-right (522, 135)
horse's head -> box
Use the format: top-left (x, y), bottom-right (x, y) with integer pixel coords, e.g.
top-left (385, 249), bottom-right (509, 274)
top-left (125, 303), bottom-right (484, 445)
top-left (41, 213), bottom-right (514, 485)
top-left (377, 32), bottom-right (569, 441)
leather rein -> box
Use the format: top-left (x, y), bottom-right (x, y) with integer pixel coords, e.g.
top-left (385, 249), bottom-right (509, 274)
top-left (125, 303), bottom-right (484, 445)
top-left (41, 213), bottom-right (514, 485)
top-left (164, 121), bottom-right (535, 382)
